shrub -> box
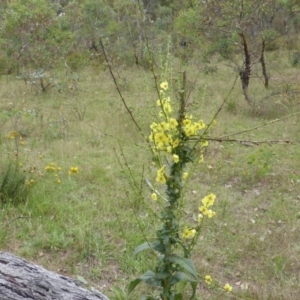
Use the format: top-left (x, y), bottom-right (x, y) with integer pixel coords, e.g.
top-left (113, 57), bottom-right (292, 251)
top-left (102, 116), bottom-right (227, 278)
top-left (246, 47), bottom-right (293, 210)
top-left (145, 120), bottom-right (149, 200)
top-left (0, 162), bottom-right (28, 206)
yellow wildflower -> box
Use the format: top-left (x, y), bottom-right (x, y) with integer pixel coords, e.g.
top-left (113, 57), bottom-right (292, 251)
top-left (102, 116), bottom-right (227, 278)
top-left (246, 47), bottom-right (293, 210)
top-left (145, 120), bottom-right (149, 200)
top-left (160, 81), bottom-right (168, 91)
top-left (154, 132), bottom-right (168, 144)
top-left (160, 121), bottom-right (169, 131)
top-left (207, 210), bottom-right (216, 218)
top-left (194, 120), bottom-right (206, 131)
top-left (149, 132), bottom-right (154, 141)
top-left (201, 193), bottom-right (216, 207)
top-left (184, 125), bottom-right (195, 137)
top-left (57, 179), bottom-right (61, 184)
top-left (182, 172), bottom-right (188, 179)
top-left (169, 118), bottom-right (178, 129)
top-left (150, 122), bottom-right (158, 131)
top-left (68, 167), bottom-right (78, 175)
top-left (224, 283), bottom-right (233, 292)
top-left (199, 206), bottom-right (208, 215)
top-left (199, 154), bottom-right (204, 163)
top-left (6, 131), bottom-right (18, 139)
top-left (156, 142), bottom-right (166, 150)
top-left (166, 146), bottom-right (172, 153)
top-left (205, 275), bottom-right (213, 285)
top-left (183, 118), bottom-right (192, 126)
top-left (173, 154), bottom-right (179, 163)
top-left (151, 193), bottom-right (157, 201)
top-left (182, 228), bottom-right (196, 239)
top-left (197, 213), bottom-right (203, 223)
top-left (162, 102), bottom-right (172, 114)
top-left (172, 138), bottom-right (180, 148)
top-left (156, 166), bottom-right (166, 184)
top-left (201, 140), bottom-right (209, 147)
top-left (45, 165), bottom-right (56, 172)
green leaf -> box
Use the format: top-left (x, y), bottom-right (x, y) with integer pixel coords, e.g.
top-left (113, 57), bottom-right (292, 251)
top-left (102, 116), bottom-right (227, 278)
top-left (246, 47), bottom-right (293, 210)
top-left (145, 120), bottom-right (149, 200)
top-left (174, 293), bottom-right (183, 300)
top-left (129, 270), bottom-right (162, 294)
top-left (133, 241), bottom-right (163, 256)
top-left (170, 273), bottom-right (197, 300)
top-left (169, 255), bottom-right (198, 280)
top-left (172, 271), bottom-right (196, 283)
top-left (128, 278), bottom-right (142, 294)
top-left (140, 270), bottom-right (163, 286)
top-left (189, 281), bottom-right (197, 300)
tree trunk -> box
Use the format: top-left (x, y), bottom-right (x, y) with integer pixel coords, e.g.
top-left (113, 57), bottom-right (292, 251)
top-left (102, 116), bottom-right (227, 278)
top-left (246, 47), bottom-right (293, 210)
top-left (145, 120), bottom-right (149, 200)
top-left (0, 251), bottom-right (110, 300)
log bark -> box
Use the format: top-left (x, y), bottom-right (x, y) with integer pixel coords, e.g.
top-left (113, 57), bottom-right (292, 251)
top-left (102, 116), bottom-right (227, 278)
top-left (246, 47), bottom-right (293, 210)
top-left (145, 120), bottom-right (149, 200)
top-left (0, 251), bottom-right (110, 300)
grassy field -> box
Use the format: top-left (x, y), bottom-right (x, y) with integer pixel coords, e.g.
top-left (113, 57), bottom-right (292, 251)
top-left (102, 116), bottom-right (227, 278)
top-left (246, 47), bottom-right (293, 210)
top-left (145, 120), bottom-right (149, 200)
top-left (1, 50), bottom-right (300, 299)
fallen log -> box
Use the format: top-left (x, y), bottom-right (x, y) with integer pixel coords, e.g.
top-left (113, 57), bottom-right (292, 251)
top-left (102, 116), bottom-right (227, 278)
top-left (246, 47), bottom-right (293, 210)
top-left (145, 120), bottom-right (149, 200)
top-left (0, 251), bottom-right (109, 300)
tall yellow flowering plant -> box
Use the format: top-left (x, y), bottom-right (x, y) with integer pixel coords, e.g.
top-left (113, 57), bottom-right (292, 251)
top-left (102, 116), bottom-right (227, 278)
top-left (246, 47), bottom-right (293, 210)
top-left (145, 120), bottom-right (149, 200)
top-left (129, 77), bottom-right (217, 300)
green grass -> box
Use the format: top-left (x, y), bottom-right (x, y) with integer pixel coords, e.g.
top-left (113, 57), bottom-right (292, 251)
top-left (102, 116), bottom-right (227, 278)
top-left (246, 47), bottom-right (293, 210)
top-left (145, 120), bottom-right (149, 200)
top-left (1, 52), bottom-right (300, 300)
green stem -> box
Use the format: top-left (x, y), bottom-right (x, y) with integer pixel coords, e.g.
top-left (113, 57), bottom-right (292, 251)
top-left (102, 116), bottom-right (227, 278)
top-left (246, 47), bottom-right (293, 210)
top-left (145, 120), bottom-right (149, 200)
top-left (159, 161), bottom-right (183, 299)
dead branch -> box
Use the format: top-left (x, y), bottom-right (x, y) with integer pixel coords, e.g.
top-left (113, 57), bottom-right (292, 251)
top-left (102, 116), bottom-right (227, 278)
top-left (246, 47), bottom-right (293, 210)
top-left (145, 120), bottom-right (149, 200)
top-left (239, 32), bottom-right (252, 104)
top-left (260, 37), bottom-right (269, 88)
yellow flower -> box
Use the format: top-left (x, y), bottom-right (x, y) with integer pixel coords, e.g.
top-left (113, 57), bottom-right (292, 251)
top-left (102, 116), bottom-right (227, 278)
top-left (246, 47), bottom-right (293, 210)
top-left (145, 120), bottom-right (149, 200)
top-left (194, 120), bottom-right (206, 131)
top-left (197, 213), bottom-right (203, 222)
top-left (57, 179), bottom-right (61, 184)
top-left (182, 228), bottom-right (196, 239)
top-left (182, 172), bottom-right (188, 179)
top-left (199, 154), bottom-right (204, 163)
top-left (154, 132), bottom-right (168, 144)
top-left (6, 131), bottom-right (18, 139)
top-left (166, 146), bottom-right (172, 153)
top-left (156, 166), bottom-right (166, 184)
top-left (151, 193), bottom-right (157, 201)
top-left (160, 81), bottom-right (168, 91)
top-left (45, 165), bottom-right (56, 172)
top-left (199, 206), bottom-right (208, 215)
top-left (162, 102), bottom-right (172, 114)
top-left (201, 193), bottom-right (216, 207)
top-left (169, 118), bottom-right (178, 129)
top-left (184, 124), bottom-right (196, 137)
top-left (68, 167), bottom-right (78, 175)
top-left (207, 210), bottom-right (216, 218)
top-left (156, 142), bottom-right (165, 150)
top-left (156, 174), bottom-right (166, 183)
top-left (173, 154), bottom-right (179, 163)
top-left (205, 275), bottom-right (213, 285)
top-left (160, 121), bottom-right (170, 131)
top-left (201, 140), bottom-right (209, 147)
top-left (150, 122), bottom-right (158, 131)
top-left (149, 132), bottom-right (154, 141)
top-left (224, 283), bottom-right (233, 292)
top-left (172, 138), bottom-right (180, 148)
top-left (183, 118), bottom-right (192, 126)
